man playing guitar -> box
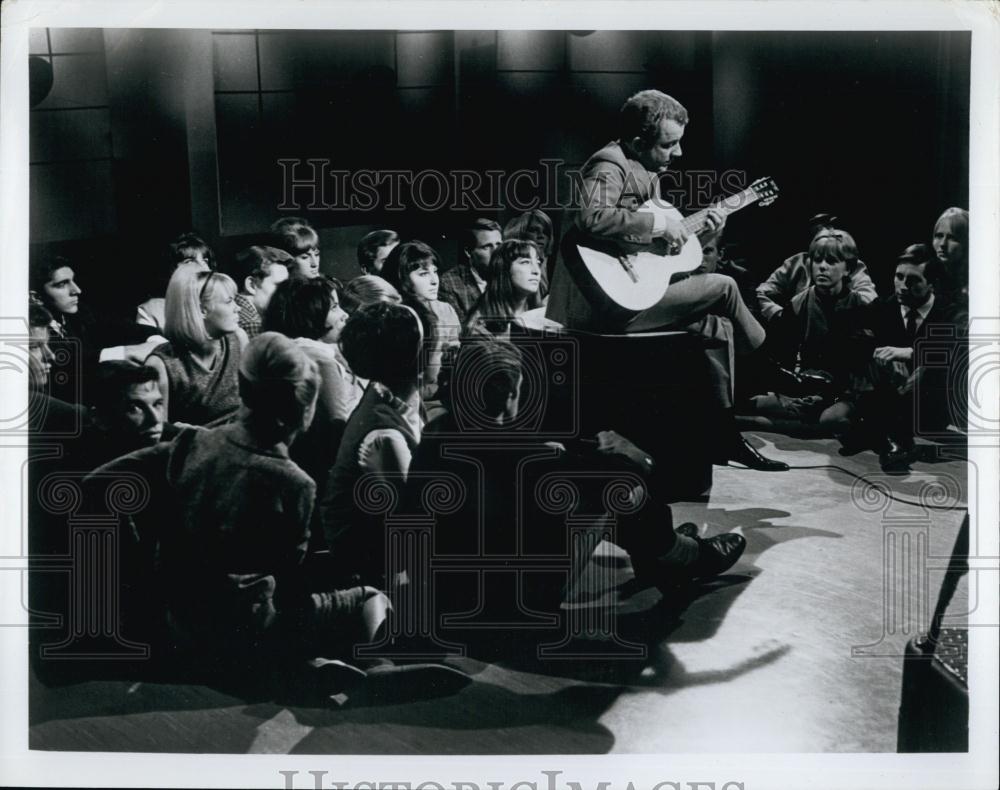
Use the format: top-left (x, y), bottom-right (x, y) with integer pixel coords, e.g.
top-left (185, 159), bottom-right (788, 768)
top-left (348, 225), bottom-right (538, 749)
top-left (546, 89), bottom-right (787, 471)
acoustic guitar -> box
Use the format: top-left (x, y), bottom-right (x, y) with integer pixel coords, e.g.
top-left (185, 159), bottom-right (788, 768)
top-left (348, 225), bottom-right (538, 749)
top-left (565, 176), bottom-right (779, 316)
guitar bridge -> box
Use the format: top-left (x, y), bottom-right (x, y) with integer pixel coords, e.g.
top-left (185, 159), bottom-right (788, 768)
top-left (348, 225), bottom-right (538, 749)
top-left (617, 255), bottom-right (639, 283)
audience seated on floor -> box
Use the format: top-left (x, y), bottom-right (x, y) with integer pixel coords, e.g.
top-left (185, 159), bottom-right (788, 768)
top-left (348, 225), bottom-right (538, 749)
top-left (321, 301), bottom-right (426, 587)
top-left (439, 217), bottom-right (502, 323)
top-left (137, 233), bottom-right (214, 332)
top-left (356, 229), bottom-right (400, 276)
top-left (26, 188), bottom-right (972, 698)
top-left (228, 245), bottom-right (292, 338)
top-left (262, 275), bottom-right (363, 515)
top-left (406, 337), bottom-right (748, 622)
top-left (270, 216), bottom-right (322, 279)
top-left (748, 229), bottom-right (875, 436)
top-left (756, 212), bottom-right (877, 325)
top-left (844, 243), bottom-right (961, 470)
top-left (380, 240), bottom-right (461, 401)
top-left (144, 267), bottom-right (247, 426)
top-left (89, 332), bottom-right (390, 694)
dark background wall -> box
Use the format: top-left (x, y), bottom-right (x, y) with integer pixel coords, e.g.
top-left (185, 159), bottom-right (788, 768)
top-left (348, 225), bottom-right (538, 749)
top-left (29, 28), bottom-right (970, 317)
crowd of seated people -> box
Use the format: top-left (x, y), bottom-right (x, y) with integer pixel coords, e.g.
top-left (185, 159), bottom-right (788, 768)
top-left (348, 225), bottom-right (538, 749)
top-left (744, 207), bottom-right (967, 469)
top-left (26, 200), bottom-right (968, 703)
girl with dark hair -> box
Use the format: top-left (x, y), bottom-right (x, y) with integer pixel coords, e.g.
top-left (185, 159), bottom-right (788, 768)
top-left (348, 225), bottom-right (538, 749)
top-left (380, 240), bottom-right (460, 400)
top-left (464, 238), bottom-right (545, 338)
top-left (262, 276), bottom-right (364, 506)
top-left (502, 209), bottom-right (554, 293)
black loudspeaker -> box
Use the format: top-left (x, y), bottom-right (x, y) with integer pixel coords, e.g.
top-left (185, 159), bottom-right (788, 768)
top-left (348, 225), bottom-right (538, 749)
top-left (897, 515), bottom-right (969, 752)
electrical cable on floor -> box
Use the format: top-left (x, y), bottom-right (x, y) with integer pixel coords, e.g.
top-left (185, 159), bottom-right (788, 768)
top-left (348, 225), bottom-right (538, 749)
top-left (729, 462), bottom-right (967, 511)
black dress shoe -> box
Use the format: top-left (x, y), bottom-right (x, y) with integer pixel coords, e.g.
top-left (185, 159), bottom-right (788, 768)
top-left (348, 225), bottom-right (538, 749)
top-left (690, 533), bottom-right (747, 578)
top-left (675, 522), bottom-right (700, 539)
top-left (721, 433), bottom-right (789, 471)
top-left (653, 533), bottom-right (747, 593)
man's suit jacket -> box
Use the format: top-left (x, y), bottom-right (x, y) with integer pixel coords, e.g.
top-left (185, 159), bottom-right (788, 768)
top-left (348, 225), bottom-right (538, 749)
top-left (864, 295), bottom-right (960, 429)
top-left (546, 141), bottom-right (660, 330)
top-left (866, 295), bottom-right (956, 354)
top-left (438, 263), bottom-right (483, 325)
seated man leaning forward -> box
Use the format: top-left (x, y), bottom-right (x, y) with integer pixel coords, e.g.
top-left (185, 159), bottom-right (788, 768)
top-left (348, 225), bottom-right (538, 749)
top-left (406, 337), bottom-right (748, 617)
top-left (853, 243), bottom-right (960, 471)
top-left (545, 88), bottom-right (787, 471)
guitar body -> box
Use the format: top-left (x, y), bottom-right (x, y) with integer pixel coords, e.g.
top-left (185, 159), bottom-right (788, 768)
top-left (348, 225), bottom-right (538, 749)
top-left (566, 201), bottom-right (702, 317)
top-left (579, 204), bottom-right (703, 313)
top-left (563, 177), bottom-right (778, 320)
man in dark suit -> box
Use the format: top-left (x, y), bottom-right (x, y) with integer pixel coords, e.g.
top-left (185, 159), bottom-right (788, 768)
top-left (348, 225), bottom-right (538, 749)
top-left (860, 244), bottom-right (958, 469)
top-left (438, 218), bottom-right (501, 323)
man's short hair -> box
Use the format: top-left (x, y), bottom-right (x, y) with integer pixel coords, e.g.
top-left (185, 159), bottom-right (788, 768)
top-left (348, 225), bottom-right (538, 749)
top-left (357, 230), bottom-right (400, 273)
top-left (448, 338), bottom-right (523, 423)
top-left (93, 361), bottom-right (160, 418)
top-left (29, 254), bottom-right (72, 296)
top-left (167, 232), bottom-right (214, 269)
top-left (230, 246), bottom-right (293, 288)
top-left (620, 90), bottom-right (689, 147)
top-left (261, 276), bottom-right (332, 341)
top-left (460, 218), bottom-right (502, 251)
top-left (897, 243), bottom-right (941, 286)
top-left (340, 301), bottom-right (424, 386)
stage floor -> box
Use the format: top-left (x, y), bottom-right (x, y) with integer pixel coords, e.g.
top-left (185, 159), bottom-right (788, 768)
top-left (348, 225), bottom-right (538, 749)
top-left (28, 433), bottom-right (970, 754)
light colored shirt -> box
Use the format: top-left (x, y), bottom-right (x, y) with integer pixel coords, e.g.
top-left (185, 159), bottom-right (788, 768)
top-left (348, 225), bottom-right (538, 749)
top-left (899, 293), bottom-right (935, 333)
top-left (357, 383), bottom-right (423, 477)
top-left (470, 266), bottom-right (488, 293)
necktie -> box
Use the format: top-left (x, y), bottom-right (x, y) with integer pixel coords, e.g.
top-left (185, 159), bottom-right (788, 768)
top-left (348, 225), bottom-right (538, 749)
top-left (905, 308), bottom-right (918, 342)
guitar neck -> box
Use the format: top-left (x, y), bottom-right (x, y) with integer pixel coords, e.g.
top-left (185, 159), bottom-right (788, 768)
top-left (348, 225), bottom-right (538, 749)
top-left (681, 186), bottom-right (761, 235)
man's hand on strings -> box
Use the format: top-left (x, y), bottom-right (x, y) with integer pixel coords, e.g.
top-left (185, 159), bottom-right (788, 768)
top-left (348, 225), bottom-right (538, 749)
top-left (698, 206), bottom-right (727, 238)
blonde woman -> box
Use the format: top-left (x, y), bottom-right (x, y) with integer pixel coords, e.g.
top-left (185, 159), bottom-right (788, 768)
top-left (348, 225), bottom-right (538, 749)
top-left (145, 267), bottom-right (247, 425)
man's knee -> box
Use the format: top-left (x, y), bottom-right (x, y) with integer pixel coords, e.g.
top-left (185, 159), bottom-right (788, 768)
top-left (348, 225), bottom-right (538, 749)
top-left (819, 403), bottom-right (854, 433)
top-left (702, 273), bottom-right (741, 311)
